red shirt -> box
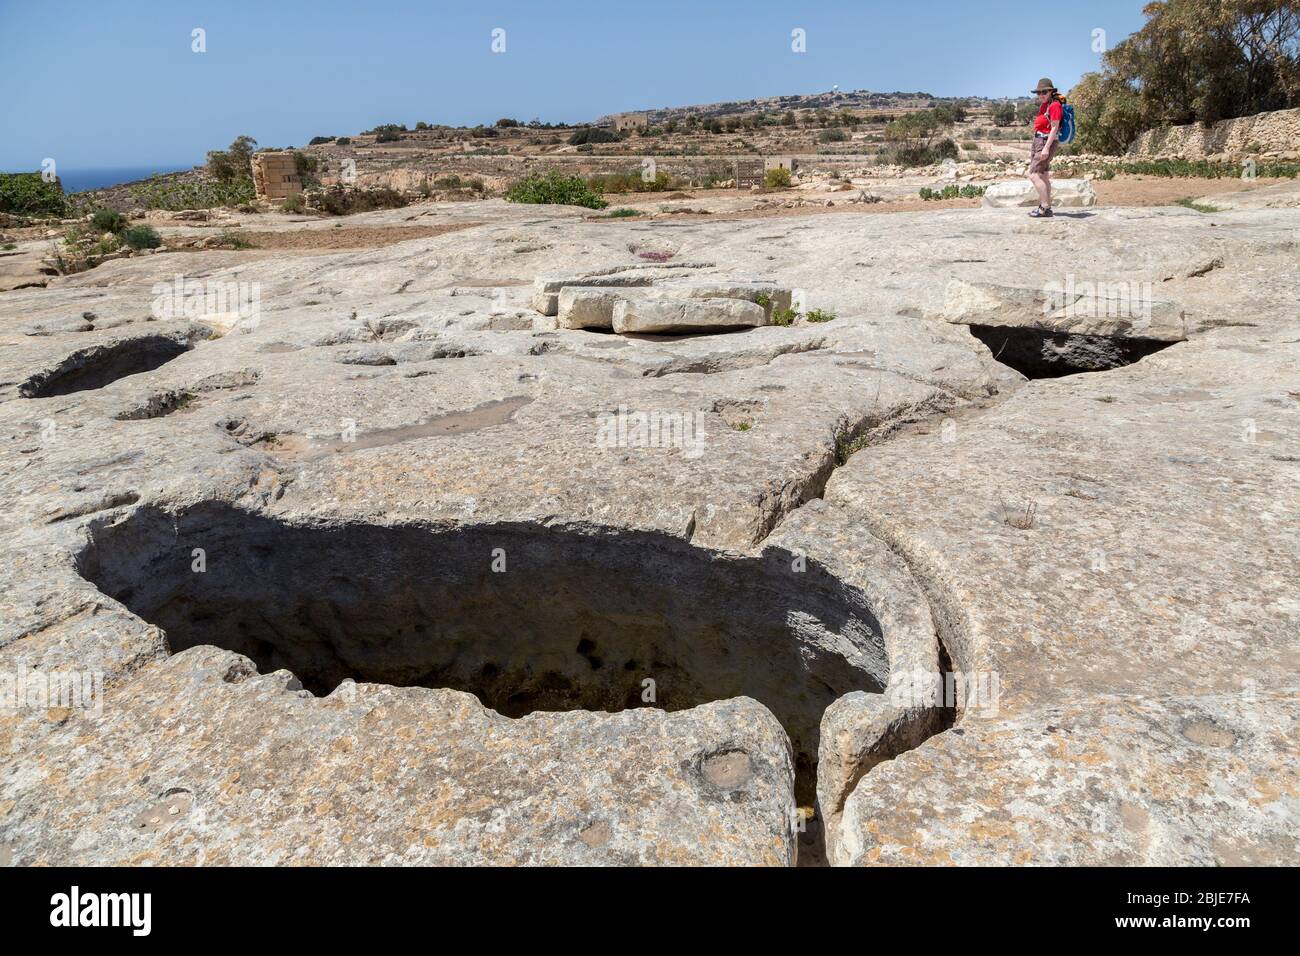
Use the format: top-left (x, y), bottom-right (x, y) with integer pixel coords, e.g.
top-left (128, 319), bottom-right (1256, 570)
top-left (1035, 99), bottom-right (1063, 135)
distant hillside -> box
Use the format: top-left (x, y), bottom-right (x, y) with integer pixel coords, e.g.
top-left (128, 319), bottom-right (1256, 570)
top-left (593, 89), bottom-right (1010, 125)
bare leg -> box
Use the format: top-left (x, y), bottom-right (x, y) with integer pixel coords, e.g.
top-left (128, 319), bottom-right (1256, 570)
top-left (1030, 170), bottom-right (1050, 209)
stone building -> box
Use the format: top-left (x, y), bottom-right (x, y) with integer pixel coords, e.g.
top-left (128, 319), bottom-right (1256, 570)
top-left (764, 156), bottom-right (798, 175)
top-left (611, 112), bottom-right (649, 133)
top-left (251, 152), bottom-right (303, 201)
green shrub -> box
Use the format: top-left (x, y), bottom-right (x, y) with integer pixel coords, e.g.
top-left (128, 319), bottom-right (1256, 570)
top-left (505, 172), bottom-right (607, 209)
top-left (430, 175), bottom-right (485, 192)
top-left (567, 127), bottom-right (621, 146)
top-left (293, 151), bottom-right (321, 188)
top-left (805, 309), bottom-right (836, 323)
top-left (121, 225), bottom-right (162, 249)
top-left (764, 167), bottom-right (792, 188)
top-left (90, 209), bottom-right (128, 233)
top-left (818, 128), bottom-right (849, 143)
top-left (215, 231), bottom-right (254, 249)
top-left (0, 172), bottom-right (67, 217)
top-left (308, 136), bottom-right (336, 146)
top-left (310, 186), bottom-right (408, 216)
top-left (336, 137), bottom-right (352, 146)
top-left (280, 193), bottom-right (306, 213)
top-left (919, 184), bottom-right (988, 201)
top-left (587, 169), bottom-right (675, 193)
top-left (375, 130), bottom-right (402, 143)
top-left (597, 208), bottom-right (643, 218)
top-left (770, 307), bottom-right (798, 327)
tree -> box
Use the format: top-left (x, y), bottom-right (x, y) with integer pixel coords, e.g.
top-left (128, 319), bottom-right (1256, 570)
top-left (1077, 0), bottom-right (1299, 152)
top-left (883, 109), bottom-right (958, 165)
top-left (992, 101), bottom-right (1018, 126)
top-left (206, 135), bottom-right (257, 182)
top-left (1071, 72), bottom-right (1148, 154)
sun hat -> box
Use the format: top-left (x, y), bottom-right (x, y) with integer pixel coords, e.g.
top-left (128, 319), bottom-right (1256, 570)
top-left (1032, 78), bottom-right (1058, 93)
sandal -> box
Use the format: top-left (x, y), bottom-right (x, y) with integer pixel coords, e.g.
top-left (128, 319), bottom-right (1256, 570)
top-left (1029, 206), bottom-right (1054, 218)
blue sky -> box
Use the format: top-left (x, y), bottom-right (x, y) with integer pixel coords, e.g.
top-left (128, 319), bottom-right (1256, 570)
top-left (0, 0), bottom-right (1149, 170)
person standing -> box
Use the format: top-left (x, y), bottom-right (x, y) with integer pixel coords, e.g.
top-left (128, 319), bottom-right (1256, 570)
top-left (1028, 78), bottom-right (1063, 217)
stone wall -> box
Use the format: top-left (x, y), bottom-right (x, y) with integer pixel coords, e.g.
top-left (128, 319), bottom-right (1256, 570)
top-left (1127, 107), bottom-right (1300, 160)
top-left (252, 152), bottom-right (303, 201)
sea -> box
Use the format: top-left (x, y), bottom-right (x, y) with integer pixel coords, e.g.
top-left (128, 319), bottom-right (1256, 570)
top-left (52, 166), bottom-right (195, 194)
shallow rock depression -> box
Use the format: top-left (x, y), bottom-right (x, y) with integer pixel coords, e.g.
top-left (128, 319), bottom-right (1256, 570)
top-left (78, 503), bottom-right (890, 798)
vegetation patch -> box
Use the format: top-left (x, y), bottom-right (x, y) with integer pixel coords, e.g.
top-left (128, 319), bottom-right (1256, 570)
top-left (506, 172), bottom-right (607, 209)
top-left (1175, 197), bottom-right (1224, 214)
top-left (919, 184), bottom-right (988, 200)
top-left (764, 167), bottom-right (793, 188)
top-left (122, 225), bottom-right (162, 250)
top-left (0, 172), bottom-right (68, 218)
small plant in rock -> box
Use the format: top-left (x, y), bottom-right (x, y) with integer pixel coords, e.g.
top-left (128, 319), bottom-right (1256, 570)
top-left (1, 243), bottom-right (15, 251)
top-left (754, 293), bottom-right (771, 308)
top-left (1175, 197), bottom-right (1222, 214)
top-left (835, 431), bottom-right (870, 466)
top-left (121, 225), bottom-right (162, 250)
top-left (596, 208), bottom-right (642, 218)
top-left (805, 309), bottom-right (836, 323)
top-left (770, 307), bottom-right (799, 327)
top-left (998, 496), bottom-right (1038, 530)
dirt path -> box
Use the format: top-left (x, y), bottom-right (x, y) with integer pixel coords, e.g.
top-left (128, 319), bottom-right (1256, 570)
top-left (1090, 175), bottom-right (1291, 207)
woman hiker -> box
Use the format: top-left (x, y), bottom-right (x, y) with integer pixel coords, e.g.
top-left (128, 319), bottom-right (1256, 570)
top-left (1028, 77), bottom-right (1063, 218)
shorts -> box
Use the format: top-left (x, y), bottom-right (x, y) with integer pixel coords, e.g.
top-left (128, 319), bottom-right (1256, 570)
top-left (1030, 135), bottom-right (1052, 174)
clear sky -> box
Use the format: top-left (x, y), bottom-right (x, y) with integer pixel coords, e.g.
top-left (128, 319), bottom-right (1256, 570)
top-left (0, 0), bottom-right (1150, 170)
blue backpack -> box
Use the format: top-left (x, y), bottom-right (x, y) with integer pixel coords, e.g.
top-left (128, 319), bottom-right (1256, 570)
top-left (1056, 97), bottom-right (1077, 144)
